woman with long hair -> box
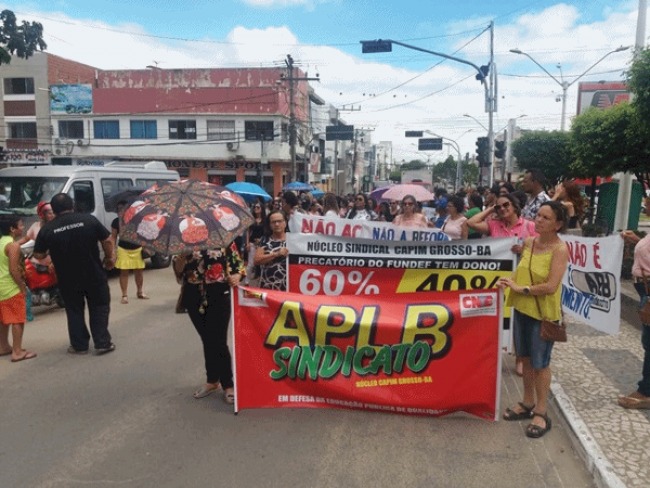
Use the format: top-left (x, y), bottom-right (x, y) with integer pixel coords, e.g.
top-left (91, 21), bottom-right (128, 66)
top-left (345, 193), bottom-right (376, 220)
top-left (322, 193), bottom-right (340, 218)
top-left (552, 180), bottom-right (585, 229)
top-left (393, 195), bottom-right (428, 228)
top-left (254, 210), bottom-right (289, 291)
top-left (245, 199), bottom-right (266, 284)
top-left (497, 201), bottom-right (569, 438)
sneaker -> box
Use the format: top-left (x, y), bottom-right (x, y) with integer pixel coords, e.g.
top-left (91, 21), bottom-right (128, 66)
top-left (95, 343), bottom-right (116, 355)
top-left (67, 346), bottom-right (89, 355)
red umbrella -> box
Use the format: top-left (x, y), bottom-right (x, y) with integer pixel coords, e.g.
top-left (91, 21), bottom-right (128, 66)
top-left (119, 180), bottom-right (253, 256)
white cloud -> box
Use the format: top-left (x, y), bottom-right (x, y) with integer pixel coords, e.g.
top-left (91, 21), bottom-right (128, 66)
top-left (7, 2), bottom-right (643, 166)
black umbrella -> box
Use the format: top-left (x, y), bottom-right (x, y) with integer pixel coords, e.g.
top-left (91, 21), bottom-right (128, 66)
top-left (105, 186), bottom-right (150, 212)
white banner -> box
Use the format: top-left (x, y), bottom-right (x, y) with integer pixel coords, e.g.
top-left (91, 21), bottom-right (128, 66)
top-left (288, 213), bottom-right (450, 241)
top-left (559, 234), bottom-right (623, 335)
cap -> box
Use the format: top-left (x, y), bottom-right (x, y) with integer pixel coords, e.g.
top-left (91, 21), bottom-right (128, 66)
top-left (37, 201), bottom-right (52, 218)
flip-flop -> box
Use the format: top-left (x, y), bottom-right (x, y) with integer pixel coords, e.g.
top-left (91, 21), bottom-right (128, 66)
top-left (11, 351), bottom-right (37, 362)
top-left (137, 293), bottom-right (150, 300)
top-left (618, 395), bottom-right (650, 410)
top-left (193, 384), bottom-right (219, 399)
top-left (223, 390), bottom-right (235, 405)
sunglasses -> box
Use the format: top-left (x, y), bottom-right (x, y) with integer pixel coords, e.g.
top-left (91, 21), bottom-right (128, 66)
top-left (494, 202), bottom-right (511, 211)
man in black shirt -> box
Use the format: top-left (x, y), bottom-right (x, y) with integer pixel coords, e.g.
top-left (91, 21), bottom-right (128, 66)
top-left (34, 193), bottom-right (117, 355)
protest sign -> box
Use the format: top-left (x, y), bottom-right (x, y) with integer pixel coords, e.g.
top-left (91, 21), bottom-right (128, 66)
top-left (233, 287), bottom-right (501, 419)
top-left (560, 234), bottom-right (623, 335)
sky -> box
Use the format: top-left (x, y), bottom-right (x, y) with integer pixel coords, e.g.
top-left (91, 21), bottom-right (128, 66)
top-left (0, 0), bottom-right (643, 164)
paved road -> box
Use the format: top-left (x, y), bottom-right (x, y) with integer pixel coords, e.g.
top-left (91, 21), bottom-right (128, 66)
top-left (1, 268), bottom-right (594, 488)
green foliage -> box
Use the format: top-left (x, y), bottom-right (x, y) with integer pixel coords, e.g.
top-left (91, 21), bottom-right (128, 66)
top-left (628, 48), bottom-right (650, 135)
top-left (400, 160), bottom-right (428, 170)
top-left (511, 130), bottom-right (573, 183)
top-left (432, 155), bottom-right (456, 182)
top-left (0, 10), bottom-right (47, 65)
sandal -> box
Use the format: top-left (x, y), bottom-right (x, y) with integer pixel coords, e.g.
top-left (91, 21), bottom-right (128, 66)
top-left (121, 296), bottom-right (128, 304)
top-left (223, 389), bottom-right (235, 405)
top-left (618, 391), bottom-right (650, 409)
top-left (503, 402), bottom-right (535, 421)
top-left (526, 412), bottom-right (552, 438)
top-left (137, 293), bottom-right (150, 300)
top-left (193, 384), bottom-right (219, 399)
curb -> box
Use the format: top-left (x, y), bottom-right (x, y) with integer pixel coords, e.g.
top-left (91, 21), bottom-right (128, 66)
top-left (551, 380), bottom-right (627, 488)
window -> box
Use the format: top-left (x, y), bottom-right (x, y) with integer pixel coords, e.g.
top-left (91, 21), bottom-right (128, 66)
top-left (169, 120), bottom-right (196, 140)
top-left (245, 121), bottom-right (274, 141)
top-left (59, 120), bottom-right (84, 139)
top-left (207, 120), bottom-right (236, 141)
top-left (8, 122), bottom-right (37, 139)
top-left (130, 120), bottom-right (157, 139)
top-left (101, 178), bottom-right (134, 203)
top-left (70, 181), bottom-right (95, 213)
top-left (135, 178), bottom-right (177, 188)
top-left (94, 120), bottom-right (120, 139)
top-left (3, 77), bottom-right (34, 95)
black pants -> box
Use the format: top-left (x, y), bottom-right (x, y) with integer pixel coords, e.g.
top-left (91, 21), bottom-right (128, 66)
top-left (59, 279), bottom-right (112, 351)
top-left (184, 283), bottom-right (233, 389)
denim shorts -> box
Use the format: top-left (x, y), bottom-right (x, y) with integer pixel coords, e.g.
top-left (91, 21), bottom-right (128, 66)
top-left (512, 309), bottom-right (554, 369)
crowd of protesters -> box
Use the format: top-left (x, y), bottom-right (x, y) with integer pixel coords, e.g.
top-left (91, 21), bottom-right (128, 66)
top-left (10, 170), bottom-right (650, 430)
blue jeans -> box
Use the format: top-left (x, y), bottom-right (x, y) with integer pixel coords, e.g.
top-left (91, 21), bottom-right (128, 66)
top-left (512, 309), bottom-right (554, 369)
top-left (633, 283), bottom-right (650, 396)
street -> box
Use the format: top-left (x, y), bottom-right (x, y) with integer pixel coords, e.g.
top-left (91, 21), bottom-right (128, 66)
top-left (0, 268), bottom-right (594, 488)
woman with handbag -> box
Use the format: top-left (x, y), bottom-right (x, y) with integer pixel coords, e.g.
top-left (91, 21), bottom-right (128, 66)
top-left (496, 201), bottom-right (569, 438)
top-left (172, 242), bottom-right (244, 405)
top-left (618, 230), bottom-right (650, 410)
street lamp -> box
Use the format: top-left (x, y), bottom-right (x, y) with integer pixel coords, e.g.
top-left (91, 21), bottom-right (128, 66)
top-left (509, 46), bottom-right (630, 131)
top-left (361, 28), bottom-right (497, 188)
top-left (425, 131), bottom-right (462, 191)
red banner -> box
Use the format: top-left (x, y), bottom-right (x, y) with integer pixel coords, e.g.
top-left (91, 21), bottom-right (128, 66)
top-left (233, 286), bottom-right (501, 420)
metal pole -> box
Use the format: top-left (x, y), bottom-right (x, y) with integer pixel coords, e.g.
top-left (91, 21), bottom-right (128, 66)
top-left (614, 0), bottom-right (646, 231)
top-left (560, 82), bottom-right (568, 132)
top-left (286, 55), bottom-right (297, 182)
top-left (487, 21), bottom-right (495, 188)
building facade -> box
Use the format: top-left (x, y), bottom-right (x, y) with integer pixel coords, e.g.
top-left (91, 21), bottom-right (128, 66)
top-left (0, 52), bottom-right (337, 197)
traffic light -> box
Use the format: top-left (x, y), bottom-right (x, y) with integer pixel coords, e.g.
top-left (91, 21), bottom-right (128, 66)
top-left (475, 137), bottom-right (489, 167)
top-left (494, 140), bottom-right (506, 160)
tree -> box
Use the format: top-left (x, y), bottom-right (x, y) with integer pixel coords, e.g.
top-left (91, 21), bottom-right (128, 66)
top-left (511, 130), bottom-right (573, 183)
top-left (400, 159), bottom-right (428, 171)
top-left (0, 10), bottom-right (47, 65)
top-left (628, 47), bottom-right (650, 136)
top-left (572, 102), bottom-right (650, 188)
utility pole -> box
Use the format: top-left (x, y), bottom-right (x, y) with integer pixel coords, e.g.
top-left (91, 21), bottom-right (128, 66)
top-left (283, 55), bottom-right (320, 182)
top-left (487, 20), bottom-right (496, 188)
top-left (333, 105), bottom-right (360, 195)
top-left (614, 0), bottom-right (645, 231)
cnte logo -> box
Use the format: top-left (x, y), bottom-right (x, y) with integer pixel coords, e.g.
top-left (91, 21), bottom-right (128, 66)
top-left (462, 294), bottom-right (494, 309)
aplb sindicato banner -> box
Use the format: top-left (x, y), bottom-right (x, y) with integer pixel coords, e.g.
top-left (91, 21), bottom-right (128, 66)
top-left (233, 286), bottom-right (501, 420)
top-left (289, 213), bottom-right (450, 241)
top-left (559, 234), bottom-right (623, 335)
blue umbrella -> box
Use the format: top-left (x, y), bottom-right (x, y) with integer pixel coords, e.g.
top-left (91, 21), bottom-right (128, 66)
top-left (310, 187), bottom-right (325, 198)
top-left (226, 182), bottom-right (271, 202)
top-left (283, 181), bottom-right (313, 191)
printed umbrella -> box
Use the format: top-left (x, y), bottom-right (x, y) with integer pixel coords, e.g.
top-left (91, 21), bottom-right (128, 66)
top-left (381, 184), bottom-right (435, 202)
top-left (119, 179), bottom-right (254, 256)
top-left (105, 186), bottom-right (149, 212)
top-left (282, 181), bottom-right (313, 191)
top-left (225, 181), bottom-right (272, 203)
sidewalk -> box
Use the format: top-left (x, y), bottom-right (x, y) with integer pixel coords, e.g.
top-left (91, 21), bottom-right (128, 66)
top-left (550, 277), bottom-right (650, 488)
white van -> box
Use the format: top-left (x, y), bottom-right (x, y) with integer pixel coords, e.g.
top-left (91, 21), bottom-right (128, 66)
top-left (0, 161), bottom-right (179, 268)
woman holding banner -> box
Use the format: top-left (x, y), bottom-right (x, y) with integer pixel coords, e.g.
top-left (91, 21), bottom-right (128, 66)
top-left (496, 201), bottom-right (568, 439)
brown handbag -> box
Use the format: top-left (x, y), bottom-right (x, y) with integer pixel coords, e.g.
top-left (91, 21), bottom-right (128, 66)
top-left (528, 239), bottom-right (567, 343)
top-left (638, 273), bottom-right (650, 324)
